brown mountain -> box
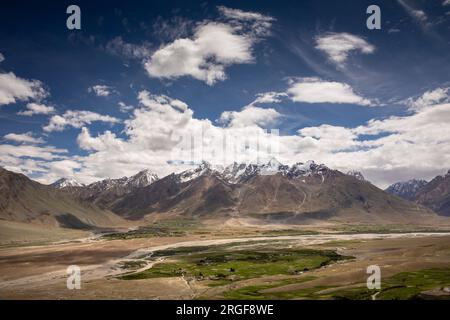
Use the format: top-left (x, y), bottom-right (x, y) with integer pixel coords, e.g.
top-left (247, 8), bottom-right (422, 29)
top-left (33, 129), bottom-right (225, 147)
top-left (55, 169), bottom-right (158, 210)
top-left (414, 170), bottom-right (450, 216)
top-left (111, 160), bottom-right (439, 225)
top-left (0, 167), bottom-right (124, 230)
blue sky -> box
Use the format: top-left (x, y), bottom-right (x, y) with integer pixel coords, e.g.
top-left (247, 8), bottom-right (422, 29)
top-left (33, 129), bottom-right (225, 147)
top-left (0, 0), bottom-right (449, 187)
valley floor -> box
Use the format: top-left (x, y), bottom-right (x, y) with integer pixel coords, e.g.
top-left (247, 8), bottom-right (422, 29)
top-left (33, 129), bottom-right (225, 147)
top-left (1, 227), bottom-right (450, 300)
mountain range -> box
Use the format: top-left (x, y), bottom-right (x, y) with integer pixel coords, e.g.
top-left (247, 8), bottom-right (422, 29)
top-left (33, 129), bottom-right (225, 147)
top-left (386, 170), bottom-right (450, 216)
top-left (1, 159), bottom-right (449, 233)
top-left (52, 159), bottom-right (444, 224)
top-left (57, 169), bottom-right (158, 210)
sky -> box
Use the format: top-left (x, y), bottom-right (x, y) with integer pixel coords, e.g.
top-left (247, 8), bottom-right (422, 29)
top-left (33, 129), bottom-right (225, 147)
top-left (0, 0), bottom-right (449, 188)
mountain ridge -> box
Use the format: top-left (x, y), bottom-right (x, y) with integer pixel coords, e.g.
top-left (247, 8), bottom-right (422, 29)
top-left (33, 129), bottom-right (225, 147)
top-left (385, 170), bottom-right (450, 216)
top-left (104, 159), bottom-right (439, 224)
top-left (0, 167), bottom-right (124, 229)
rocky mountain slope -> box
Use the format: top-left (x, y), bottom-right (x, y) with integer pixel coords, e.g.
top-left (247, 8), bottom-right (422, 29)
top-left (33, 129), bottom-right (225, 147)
top-left (386, 170), bottom-right (450, 216)
top-left (385, 179), bottom-right (428, 201)
top-left (110, 159), bottom-right (437, 224)
top-left (7, 159), bottom-right (445, 227)
top-left (0, 167), bottom-right (124, 229)
top-left (414, 170), bottom-right (450, 216)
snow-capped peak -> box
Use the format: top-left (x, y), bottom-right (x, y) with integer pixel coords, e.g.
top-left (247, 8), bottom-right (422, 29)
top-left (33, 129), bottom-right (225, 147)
top-left (85, 169), bottom-right (158, 191)
top-left (51, 177), bottom-right (85, 188)
top-left (260, 158), bottom-right (288, 176)
top-left (288, 160), bottom-right (329, 178)
top-left (222, 162), bottom-right (258, 183)
top-left (126, 169), bottom-right (159, 188)
top-left (177, 161), bottom-right (216, 183)
top-left (175, 158), bottom-right (332, 184)
top-left (266, 157), bottom-right (282, 167)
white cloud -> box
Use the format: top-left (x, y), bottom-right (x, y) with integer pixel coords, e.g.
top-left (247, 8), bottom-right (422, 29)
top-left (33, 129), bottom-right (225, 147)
top-left (106, 7), bottom-right (273, 86)
top-left (0, 141), bottom-right (83, 183)
top-left (0, 72), bottom-right (48, 106)
top-left (43, 110), bottom-right (120, 132)
top-left (3, 132), bottom-right (44, 144)
top-left (444, 0), bottom-right (450, 6)
top-left (293, 93), bottom-right (450, 187)
top-left (118, 101), bottom-right (134, 113)
top-left (17, 102), bottom-right (55, 116)
top-left (145, 22), bottom-right (255, 85)
top-left (68, 87), bottom-right (450, 187)
top-left (315, 32), bottom-right (375, 67)
top-left (88, 85), bottom-right (114, 97)
top-left (287, 78), bottom-right (373, 106)
top-left (0, 144), bottom-right (67, 161)
top-left (252, 92), bottom-right (287, 105)
top-left (41, 160), bottom-right (82, 182)
top-left (407, 87), bottom-right (449, 111)
top-left (218, 6), bottom-right (272, 22)
top-left (298, 125), bottom-right (359, 152)
top-left (77, 127), bottom-right (125, 151)
top-left (9, 85), bottom-right (449, 188)
top-left (219, 105), bottom-right (281, 128)
top-left (0, 53), bottom-right (4, 63)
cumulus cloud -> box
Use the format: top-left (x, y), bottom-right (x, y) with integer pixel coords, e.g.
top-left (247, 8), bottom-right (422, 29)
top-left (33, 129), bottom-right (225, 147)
top-left (287, 78), bottom-right (373, 106)
top-left (88, 85), bottom-right (114, 97)
top-left (77, 86), bottom-right (450, 186)
top-left (294, 92), bottom-right (450, 187)
top-left (315, 32), bottom-right (375, 67)
top-left (0, 52), bottom-right (4, 63)
top-left (3, 132), bottom-right (44, 144)
top-left (145, 22), bottom-right (255, 85)
top-left (219, 105), bottom-right (281, 128)
top-left (17, 102), bottom-right (55, 116)
top-left (77, 127), bottom-right (125, 151)
top-left (0, 72), bottom-right (48, 106)
top-left (145, 7), bottom-right (273, 85)
top-left (8, 82), bottom-right (449, 188)
top-left (43, 110), bottom-right (120, 132)
top-left (444, 0), bottom-right (450, 6)
top-left (103, 7), bottom-right (273, 86)
top-left (46, 90), bottom-right (278, 183)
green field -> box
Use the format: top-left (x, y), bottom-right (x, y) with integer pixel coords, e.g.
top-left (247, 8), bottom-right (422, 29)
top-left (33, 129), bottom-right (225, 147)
top-left (331, 269), bottom-right (450, 300)
top-left (120, 247), bottom-right (350, 286)
top-left (222, 269), bottom-right (450, 300)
